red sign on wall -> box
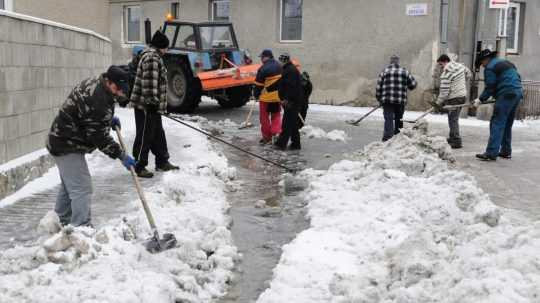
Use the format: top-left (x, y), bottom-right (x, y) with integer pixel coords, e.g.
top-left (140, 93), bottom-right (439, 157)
top-left (490, 0), bottom-right (509, 9)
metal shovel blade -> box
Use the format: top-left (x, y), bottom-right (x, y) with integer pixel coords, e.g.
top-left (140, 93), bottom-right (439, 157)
top-left (144, 233), bottom-right (178, 253)
top-left (238, 122), bottom-right (254, 129)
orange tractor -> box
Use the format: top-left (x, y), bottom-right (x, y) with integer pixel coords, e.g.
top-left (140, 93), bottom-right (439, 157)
top-left (141, 19), bottom-right (265, 113)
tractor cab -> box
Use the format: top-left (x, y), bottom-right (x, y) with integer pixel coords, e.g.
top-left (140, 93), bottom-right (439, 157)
top-left (154, 20), bottom-right (257, 112)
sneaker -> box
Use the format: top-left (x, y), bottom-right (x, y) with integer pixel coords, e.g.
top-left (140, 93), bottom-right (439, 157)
top-left (136, 167), bottom-right (154, 178)
top-left (450, 143), bottom-right (462, 149)
top-left (156, 162), bottom-right (179, 172)
top-left (475, 153), bottom-right (497, 161)
top-left (498, 153), bottom-right (512, 159)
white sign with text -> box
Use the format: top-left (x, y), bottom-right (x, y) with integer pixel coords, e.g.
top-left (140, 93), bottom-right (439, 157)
top-left (406, 3), bottom-right (428, 16)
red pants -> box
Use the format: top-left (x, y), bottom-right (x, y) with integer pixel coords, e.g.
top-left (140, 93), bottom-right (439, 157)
top-left (259, 102), bottom-right (282, 140)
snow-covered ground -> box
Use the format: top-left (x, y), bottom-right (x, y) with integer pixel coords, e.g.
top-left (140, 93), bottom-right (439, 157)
top-left (0, 108), bottom-right (239, 303)
top-left (258, 126), bottom-right (540, 302)
top-left (300, 125), bottom-right (349, 142)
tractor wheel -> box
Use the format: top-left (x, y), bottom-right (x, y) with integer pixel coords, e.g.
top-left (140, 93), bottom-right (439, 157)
top-left (217, 86), bottom-right (251, 108)
top-left (166, 63), bottom-right (202, 113)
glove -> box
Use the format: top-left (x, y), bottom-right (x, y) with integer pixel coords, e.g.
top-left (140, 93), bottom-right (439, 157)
top-left (120, 153), bottom-right (136, 170)
top-left (111, 116), bottom-right (121, 130)
top-left (473, 98), bottom-right (482, 108)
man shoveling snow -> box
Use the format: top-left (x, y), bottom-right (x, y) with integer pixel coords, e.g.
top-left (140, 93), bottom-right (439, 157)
top-left (46, 66), bottom-right (136, 227)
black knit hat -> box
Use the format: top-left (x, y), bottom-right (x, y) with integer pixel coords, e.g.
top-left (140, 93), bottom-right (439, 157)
top-left (475, 49), bottom-right (498, 68)
top-left (150, 30), bottom-right (170, 49)
top-left (105, 65), bottom-right (129, 95)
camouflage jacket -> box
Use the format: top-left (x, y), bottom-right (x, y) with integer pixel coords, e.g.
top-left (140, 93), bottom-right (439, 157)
top-left (47, 75), bottom-right (123, 159)
top-left (130, 47), bottom-right (168, 113)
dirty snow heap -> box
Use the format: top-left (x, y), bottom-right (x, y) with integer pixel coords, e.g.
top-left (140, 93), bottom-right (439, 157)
top-left (258, 127), bottom-right (540, 302)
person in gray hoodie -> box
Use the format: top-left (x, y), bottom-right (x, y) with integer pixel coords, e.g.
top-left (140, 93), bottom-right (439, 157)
top-left (435, 54), bottom-right (472, 149)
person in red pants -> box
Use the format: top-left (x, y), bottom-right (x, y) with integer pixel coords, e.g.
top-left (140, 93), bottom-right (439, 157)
top-left (254, 49), bottom-right (283, 144)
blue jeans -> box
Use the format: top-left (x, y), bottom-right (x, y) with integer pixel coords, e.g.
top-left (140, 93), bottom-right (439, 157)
top-left (485, 93), bottom-right (522, 156)
top-left (382, 103), bottom-right (404, 141)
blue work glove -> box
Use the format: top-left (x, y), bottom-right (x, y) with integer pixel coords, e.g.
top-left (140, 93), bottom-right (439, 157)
top-left (111, 116), bottom-right (121, 130)
top-left (120, 153), bottom-right (136, 170)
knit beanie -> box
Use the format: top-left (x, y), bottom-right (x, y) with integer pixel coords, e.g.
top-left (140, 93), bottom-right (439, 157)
top-left (150, 30), bottom-right (169, 49)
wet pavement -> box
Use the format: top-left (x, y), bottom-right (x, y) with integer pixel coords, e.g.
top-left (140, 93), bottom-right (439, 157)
top-left (1, 101), bottom-right (539, 302)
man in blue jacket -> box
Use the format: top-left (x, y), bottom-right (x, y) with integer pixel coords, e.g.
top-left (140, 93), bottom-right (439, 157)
top-left (473, 49), bottom-right (523, 161)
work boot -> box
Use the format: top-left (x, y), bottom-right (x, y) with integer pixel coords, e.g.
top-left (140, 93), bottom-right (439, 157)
top-left (498, 153), bottom-right (512, 159)
top-left (475, 153), bottom-right (497, 161)
top-left (259, 138), bottom-right (271, 145)
top-left (156, 162), bottom-right (179, 172)
top-left (289, 143), bottom-right (301, 150)
top-left (273, 144), bottom-right (286, 151)
top-left (136, 167), bottom-right (154, 178)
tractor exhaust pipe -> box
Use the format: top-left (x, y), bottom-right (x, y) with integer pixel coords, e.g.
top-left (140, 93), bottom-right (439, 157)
top-left (145, 18), bottom-right (152, 45)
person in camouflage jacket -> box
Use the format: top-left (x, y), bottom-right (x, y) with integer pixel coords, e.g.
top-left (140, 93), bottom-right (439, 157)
top-left (46, 66), bottom-right (136, 227)
top-left (129, 30), bottom-right (178, 178)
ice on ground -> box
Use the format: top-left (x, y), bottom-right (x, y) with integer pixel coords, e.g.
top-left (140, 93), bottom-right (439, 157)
top-left (301, 125), bottom-right (349, 142)
top-left (258, 128), bottom-right (540, 303)
top-left (0, 110), bottom-right (238, 303)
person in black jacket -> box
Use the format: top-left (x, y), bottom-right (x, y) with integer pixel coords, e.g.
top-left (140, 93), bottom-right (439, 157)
top-left (47, 66), bottom-right (136, 227)
top-left (274, 53), bottom-right (304, 150)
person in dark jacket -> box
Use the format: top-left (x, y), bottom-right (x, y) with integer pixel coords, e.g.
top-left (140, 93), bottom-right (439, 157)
top-left (274, 53), bottom-right (304, 150)
top-left (254, 49), bottom-right (282, 144)
top-left (46, 66), bottom-right (136, 227)
top-left (130, 31), bottom-right (179, 178)
top-left (376, 55), bottom-right (417, 141)
top-left (473, 49), bottom-right (523, 161)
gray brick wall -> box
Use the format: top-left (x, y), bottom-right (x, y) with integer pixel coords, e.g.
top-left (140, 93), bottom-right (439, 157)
top-left (0, 11), bottom-right (112, 164)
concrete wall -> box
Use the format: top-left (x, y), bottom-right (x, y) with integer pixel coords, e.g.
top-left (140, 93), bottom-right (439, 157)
top-left (0, 10), bottom-right (112, 164)
top-left (236, 0), bottom-right (439, 108)
top-left (13, 0), bottom-right (111, 37)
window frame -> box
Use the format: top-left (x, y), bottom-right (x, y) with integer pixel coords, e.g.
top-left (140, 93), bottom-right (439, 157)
top-left (0, 0), bottom-right (13, 11)
top-left (123, 5), bottom-right (142, 44)
top-left (210, 0), bottom-right (231, 22)
top-left (498, 2), bottom-right (521, 54)
top-left (171, 2), bottom-right (180, 20)
top-left (279, 0), bottom-right (303, 43)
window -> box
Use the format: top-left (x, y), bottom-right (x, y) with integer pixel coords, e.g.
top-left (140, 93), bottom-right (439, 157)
top-left (280, 0), bottom-right (302, 42)
top-left (124, 5), bottom-right (141, 43)
top-left (211, 0), bottom-right (230, 21)
top-left (199, 25), bottom-right (235, 49)
top-left (498, 2), bottom-right (522, 54)
top-left (176, 25), bottom-right (197, 49)
top-left (171, 2), bottom-right (179, 19)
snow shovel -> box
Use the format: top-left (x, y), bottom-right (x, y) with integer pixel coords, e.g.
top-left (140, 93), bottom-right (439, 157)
top-left (114, 127), bottom-right (177, 253)
top-left (402, 104), bottom-right (471, 124)
top-left (238, 95), bottom-right (257, 129)
top-left (346, 105), bottom-right (382, 126)
top-left (298, 113), bottom-right (306, 126)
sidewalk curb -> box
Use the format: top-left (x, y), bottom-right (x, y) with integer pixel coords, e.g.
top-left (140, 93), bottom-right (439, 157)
top-left (0, 154), bottom-right (55, 201)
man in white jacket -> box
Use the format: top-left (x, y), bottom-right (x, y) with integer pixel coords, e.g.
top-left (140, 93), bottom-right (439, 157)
top-left (435, 54), bottom-right (472, 149)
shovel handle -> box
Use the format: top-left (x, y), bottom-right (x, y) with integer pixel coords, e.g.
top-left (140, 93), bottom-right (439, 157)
top-left (114, 128), bottom-right (159, 235)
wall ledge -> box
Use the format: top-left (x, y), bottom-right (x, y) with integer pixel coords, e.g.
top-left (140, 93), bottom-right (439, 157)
top-left (0, 9), bottom-right (111, 42)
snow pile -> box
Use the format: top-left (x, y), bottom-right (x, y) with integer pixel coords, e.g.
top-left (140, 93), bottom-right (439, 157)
top-left (258, 128), bottom-right (540, 303)
top-left (0, 119), bottom-right (238, 303)
top-left (301, 125), bottom-right (349, 142)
